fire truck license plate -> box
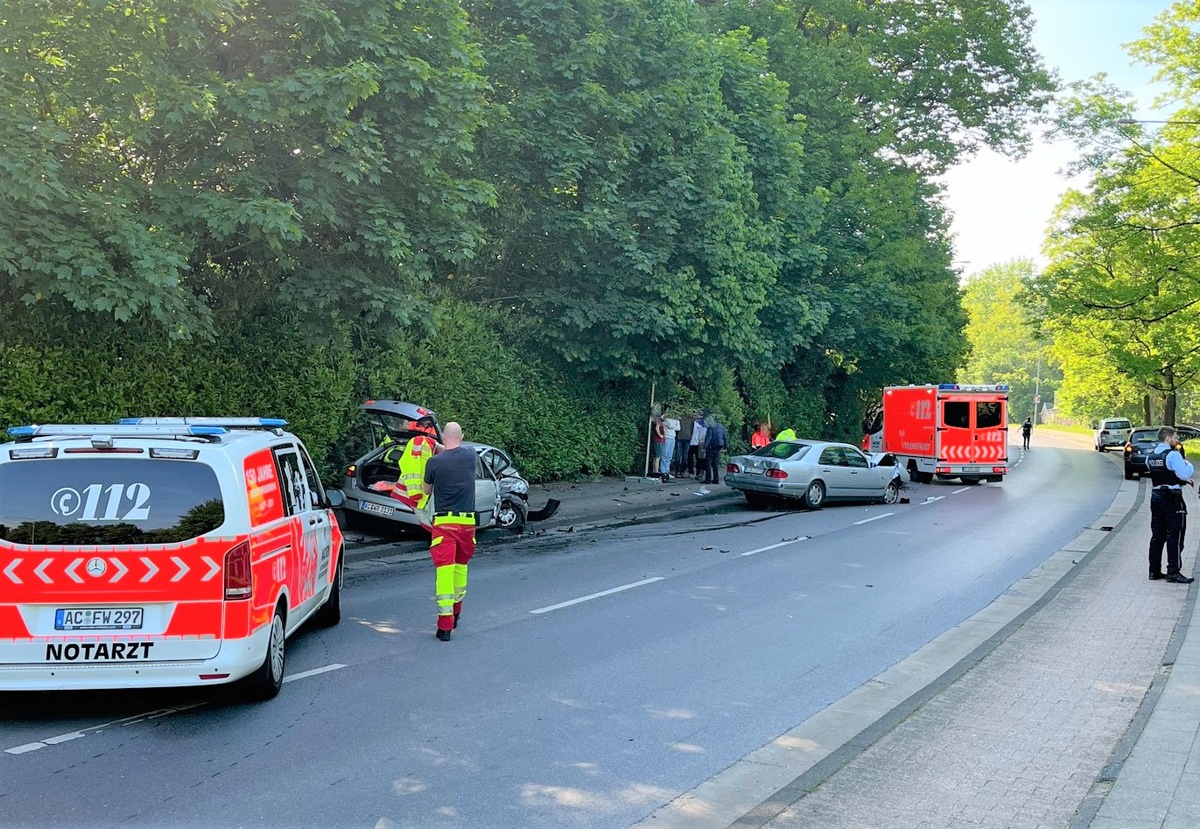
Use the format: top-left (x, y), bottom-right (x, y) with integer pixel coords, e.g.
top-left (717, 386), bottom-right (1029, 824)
top-left (55, 607), bottom-right (144, 631)
top-left (360, 500), bottom-right (395, 517)
top-left (963, 466), bottom-right (980, 473)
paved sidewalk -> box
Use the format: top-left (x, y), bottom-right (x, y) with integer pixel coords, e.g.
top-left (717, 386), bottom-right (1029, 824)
top-left (750, 485), bottom-right (1195, 829)
top-left (1089, 553), bottom-right (1200, 828)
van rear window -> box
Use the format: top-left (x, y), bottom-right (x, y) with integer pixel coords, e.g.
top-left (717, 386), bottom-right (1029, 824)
top-left (0, 458), bottom-right (225, 546)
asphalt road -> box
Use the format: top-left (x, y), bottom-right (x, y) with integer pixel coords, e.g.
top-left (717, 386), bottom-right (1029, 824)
top-left (1, 433), bottom-right (1120, 829)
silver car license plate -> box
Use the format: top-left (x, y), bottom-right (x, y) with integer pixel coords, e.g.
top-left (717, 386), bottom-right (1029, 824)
top-left (360, 499), bottom-right (395, 517)
top-left (55, 607), bottom-right (143, 631)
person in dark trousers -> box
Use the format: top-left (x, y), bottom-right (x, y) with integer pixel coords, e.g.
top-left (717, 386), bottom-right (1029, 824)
top-left (703, 415), bottom-right (728, 485)
top-left (1147, 426), bottom-right (1195, 584)
top-left (674, 412), bottom-right (694, 475)
top-left (422, 422), bottom-right (479, 640)
top-left (1021, 417), bottom-right (1032, 450)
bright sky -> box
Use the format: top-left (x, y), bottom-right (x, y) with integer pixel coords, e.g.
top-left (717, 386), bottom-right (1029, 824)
top-left (942, 0), bottom-right (1172, 274)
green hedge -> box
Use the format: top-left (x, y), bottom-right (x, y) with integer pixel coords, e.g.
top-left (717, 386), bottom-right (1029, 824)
top-left (1, 300), bottom-right (850, 482)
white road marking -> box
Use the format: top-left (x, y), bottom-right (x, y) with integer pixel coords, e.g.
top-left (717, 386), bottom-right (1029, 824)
top-left (853, 512), bottom-right (894, 526)
top-left (283, 663), bottom-right (347, 684)
top-left (5, 665), bottom-right (347, 756)
top-left (530, 577), bottom-right (665, 614)
top-left (741, 538), bottom-right (808, 556)
top-left (5, 705), bottom-right (201, 756)
top-left (922, 496), bottom-right (946, 505)
top-left (951, 487), bottom-right (971, 495)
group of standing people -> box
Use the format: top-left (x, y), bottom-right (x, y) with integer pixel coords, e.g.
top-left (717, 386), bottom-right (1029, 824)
top-left (651, 406), bottom-right (729, 485)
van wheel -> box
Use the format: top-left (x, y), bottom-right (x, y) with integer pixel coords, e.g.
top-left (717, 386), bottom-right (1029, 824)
top-left (245, 603), bottom-right (286, 701)
top-left (801, 481), bottom-right (825, 510)
top-left (315, 553), bottom-right (342, 627)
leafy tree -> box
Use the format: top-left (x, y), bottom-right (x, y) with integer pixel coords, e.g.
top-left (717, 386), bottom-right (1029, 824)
top-left (462, 0), bottom-right (821, 380)
top-left (959, 260), bottom-right (1057, 423)
top-left (0, 0), bottom-right (493, 337)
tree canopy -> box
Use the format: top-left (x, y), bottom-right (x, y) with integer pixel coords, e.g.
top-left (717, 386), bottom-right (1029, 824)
top-left (1, 0), bottom-right (1056, 455)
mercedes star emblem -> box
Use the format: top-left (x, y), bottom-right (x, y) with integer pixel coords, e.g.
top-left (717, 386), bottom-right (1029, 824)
top-left (86, 557), bottom-right (108, 578)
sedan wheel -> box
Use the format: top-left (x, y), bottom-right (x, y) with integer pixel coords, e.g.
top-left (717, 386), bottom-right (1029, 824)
top-left (801, 480), bottom-right (825, 510)
top-left (882, 480), bottom-right (900, 505)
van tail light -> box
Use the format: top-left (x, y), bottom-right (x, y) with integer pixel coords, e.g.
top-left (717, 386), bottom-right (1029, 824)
top-left (993, 466), bottom-right (1007, 474)
top-left (224, 541), bottom-right (253, 601)
top-left (936, 467), bottom-right (951, 474)
top-left (766, 468), bottom-right (788, 480)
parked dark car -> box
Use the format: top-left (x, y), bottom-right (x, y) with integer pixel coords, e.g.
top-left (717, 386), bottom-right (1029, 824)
top-left (1124, 425), bottom-right (1200, 480)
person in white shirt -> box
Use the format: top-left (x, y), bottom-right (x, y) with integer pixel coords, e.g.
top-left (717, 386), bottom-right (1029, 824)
top-left (689, 412), bottom-right (708, 481)
top-left (658, 404), bottom-right (680, 481)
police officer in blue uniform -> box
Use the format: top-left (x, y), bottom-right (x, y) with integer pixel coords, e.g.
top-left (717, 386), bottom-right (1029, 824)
top-left (1147, 426), bottom-right (1195, 584)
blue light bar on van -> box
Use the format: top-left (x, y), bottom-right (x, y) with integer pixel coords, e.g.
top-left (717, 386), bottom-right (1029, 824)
top-left (7, 424), bottom-right (228, 439)
top-left (118, 417), bottom-right (288, 428)
top-left (937, 384), bottom-right (1010, 392)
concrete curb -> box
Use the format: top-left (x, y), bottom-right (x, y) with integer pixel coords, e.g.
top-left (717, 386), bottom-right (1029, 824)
top-left (635, 472), bottom-right (1143, 829)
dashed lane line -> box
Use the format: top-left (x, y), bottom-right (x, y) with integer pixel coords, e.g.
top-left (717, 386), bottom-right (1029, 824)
top-left (853, 513), bottom-right (895, 526)
top-left (740, 538), bottom-right (808, 557)
top-left (922, 496), bottom-right (947, 505)
top-left (530, 577), bottom-right (665, 615)
top-left (951, 487), bottom-right (971, 495)
top-left (5, 663), bottom-right (347, 756)
top-left (282, 663), bottom-right (346, 684)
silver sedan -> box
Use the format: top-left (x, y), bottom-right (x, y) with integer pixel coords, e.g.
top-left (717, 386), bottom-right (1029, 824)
top-left (725, 440), bottom-right (901, 509)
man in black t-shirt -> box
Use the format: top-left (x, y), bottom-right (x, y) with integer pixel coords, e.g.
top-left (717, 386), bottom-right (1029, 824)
top-left (423, 422), bottom-right (478, 641)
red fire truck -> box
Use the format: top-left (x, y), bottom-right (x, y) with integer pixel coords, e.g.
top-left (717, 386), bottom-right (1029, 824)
top-left (862, 384), bottom-right (1009, 484)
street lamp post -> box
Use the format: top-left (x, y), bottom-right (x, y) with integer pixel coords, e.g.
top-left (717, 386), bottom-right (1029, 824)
top-left (1033, 350), bottom-right (1042, 425)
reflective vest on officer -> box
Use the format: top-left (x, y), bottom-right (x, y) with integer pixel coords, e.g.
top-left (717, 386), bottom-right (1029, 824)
top-left (395, 435), bottom-right (436, 509)
top-left (776, 428), bottom-right (797, 442)
top-left (1148, 446), bottom-right (1182, 488)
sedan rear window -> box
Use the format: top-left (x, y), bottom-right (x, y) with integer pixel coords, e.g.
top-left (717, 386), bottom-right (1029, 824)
top-left (0, 458), bottom-right (225, 546)
top-left (752, 442), bottom-right (811, 461)
top-left (1130, 431), bottom-right (1158, 445)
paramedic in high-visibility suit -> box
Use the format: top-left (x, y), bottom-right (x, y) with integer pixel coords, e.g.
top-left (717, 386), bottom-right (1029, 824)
top-left (422, 422), bottom-right (477, 641)
top-left (390, 417), bottom-right (440, 529)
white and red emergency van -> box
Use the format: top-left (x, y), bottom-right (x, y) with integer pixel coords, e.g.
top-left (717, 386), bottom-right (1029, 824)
top-left (862, 384), bottom-right (1009, 484)
top-left (0, 418), bottom-right (344, 699)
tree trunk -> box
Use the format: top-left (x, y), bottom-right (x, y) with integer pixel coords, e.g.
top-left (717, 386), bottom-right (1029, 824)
top-left (1144, 394), bottom-right (1153, 426)
top-left (1164, 365), bottom-right (1177, 426)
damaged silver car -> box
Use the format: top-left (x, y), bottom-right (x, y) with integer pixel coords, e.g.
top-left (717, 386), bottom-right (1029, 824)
top-left (339, 400), bottom-right (555, 533)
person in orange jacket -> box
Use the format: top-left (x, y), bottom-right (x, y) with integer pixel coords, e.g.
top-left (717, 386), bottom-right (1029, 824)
top-left (751, 421), bottom-right (773, 449)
